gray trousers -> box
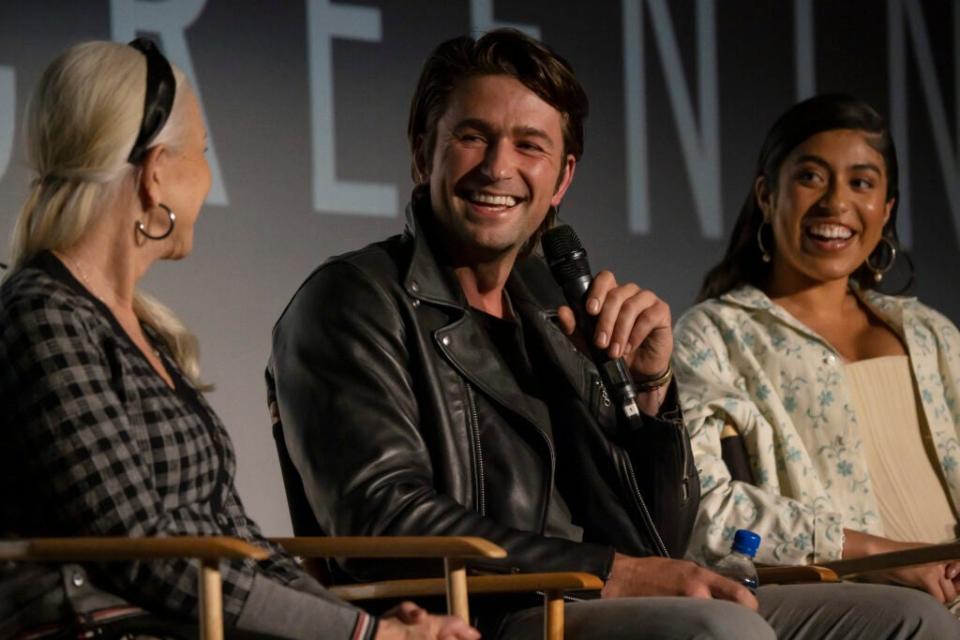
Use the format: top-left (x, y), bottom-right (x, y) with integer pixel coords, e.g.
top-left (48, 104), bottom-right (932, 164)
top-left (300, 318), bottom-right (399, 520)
top-left (496, 583), bottom-right (960, 639)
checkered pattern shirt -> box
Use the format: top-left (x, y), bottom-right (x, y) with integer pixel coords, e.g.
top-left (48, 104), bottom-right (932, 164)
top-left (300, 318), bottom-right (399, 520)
top-left (0, 253), bottom-right (374, 639)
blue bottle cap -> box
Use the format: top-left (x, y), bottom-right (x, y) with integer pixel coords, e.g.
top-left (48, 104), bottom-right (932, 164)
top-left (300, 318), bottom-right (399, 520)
top-left (731, 529), bottom-right (761, 557)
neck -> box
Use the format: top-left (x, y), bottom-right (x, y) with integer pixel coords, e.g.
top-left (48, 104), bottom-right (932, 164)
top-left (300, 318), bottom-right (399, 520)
top-left (453, 258), bottom-right (516, 318)
top-left (426, 223), bottom-right (521, 318)
top-left (55, 204), bottom-right (160, 311)
top-left (765, 265), bottom-right (852, 321)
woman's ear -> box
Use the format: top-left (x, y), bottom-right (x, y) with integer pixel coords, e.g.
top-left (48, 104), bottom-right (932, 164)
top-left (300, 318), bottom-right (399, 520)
top-left (136, 144), bottom-right (166, 211)
top-left (884, 197), bottom-right (896, 226)
top-left (755, 175), bottom-right (774, 221)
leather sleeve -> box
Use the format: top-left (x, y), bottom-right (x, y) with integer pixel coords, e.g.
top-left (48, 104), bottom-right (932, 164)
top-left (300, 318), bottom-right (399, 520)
top-left (270, 261), bottom-right (614, 580)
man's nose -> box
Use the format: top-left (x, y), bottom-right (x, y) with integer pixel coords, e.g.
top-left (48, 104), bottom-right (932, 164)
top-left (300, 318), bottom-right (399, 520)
top-left (480, 139), bottom-right (512, 181)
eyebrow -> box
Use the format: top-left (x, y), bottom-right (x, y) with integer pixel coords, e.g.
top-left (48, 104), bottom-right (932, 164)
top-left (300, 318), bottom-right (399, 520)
top-left (793, 154), bottom-right (883, 175)
top-left (452, 119), bottom-right (556, 149)
top-left (513, 125), bottom-right (554, 148)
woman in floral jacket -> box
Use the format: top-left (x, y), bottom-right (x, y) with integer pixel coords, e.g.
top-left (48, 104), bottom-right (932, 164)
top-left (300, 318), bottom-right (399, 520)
top-left (674, 94), bottom-right (960, 606)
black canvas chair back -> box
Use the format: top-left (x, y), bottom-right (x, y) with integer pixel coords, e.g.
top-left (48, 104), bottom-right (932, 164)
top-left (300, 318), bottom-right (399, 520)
top-left (720, 424), bottom-right (756, 485)
top-left (266, 371), bottom-right (337, 584)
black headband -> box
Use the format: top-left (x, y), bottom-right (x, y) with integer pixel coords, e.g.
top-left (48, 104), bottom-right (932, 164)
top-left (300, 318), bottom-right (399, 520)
top-left (127, 37), bottom-right (176, 164)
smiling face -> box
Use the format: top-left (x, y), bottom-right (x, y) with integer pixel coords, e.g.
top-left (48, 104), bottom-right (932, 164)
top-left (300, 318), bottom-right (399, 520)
top-left (758, 128), bottom-right (895, 291)
top-left (420, 74), bottom-right (575, 265)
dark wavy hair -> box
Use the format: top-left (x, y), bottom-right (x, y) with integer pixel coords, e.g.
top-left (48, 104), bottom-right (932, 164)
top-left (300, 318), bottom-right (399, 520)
top-left (407, 29), bottom-right (588, 249)
top-left (698, 93), bottom-right (909, 302)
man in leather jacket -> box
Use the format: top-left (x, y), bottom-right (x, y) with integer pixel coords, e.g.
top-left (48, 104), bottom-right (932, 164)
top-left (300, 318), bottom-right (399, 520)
top-left (267, 28), bottom-right (960, 640)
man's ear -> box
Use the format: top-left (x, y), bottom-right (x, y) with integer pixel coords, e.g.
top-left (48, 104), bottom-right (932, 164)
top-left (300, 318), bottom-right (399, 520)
top-left (550, 154), bottom-right (577, 207)
top-left (412, 134), bottom-right (430, 184)
top-left (137, 144), bottom-right (166, 211)
top-left (754, 175), bottom-right (774, 221)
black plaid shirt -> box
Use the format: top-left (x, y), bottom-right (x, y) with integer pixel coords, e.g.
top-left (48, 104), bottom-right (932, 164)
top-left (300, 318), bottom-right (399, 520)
top-left (0, 253), bottom-right (374, 639)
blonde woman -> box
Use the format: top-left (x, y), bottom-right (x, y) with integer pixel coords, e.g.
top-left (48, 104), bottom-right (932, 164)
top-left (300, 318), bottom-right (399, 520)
top-left (0, 40), bottom-right (477, 640)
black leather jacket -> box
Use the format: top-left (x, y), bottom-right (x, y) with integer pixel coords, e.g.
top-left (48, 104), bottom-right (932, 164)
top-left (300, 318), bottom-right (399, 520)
top-left (268, 202), bottom-right (699, 582)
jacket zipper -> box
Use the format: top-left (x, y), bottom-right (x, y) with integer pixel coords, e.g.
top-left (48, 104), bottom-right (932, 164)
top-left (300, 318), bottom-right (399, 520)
top-left (620, 450), bottom-right (669, 557)
top-left (465, 382), bottom-right (486, 516)
top-left (595, 374), bottom-right (673, 555)
top-left (656, 392), bottom-right (692, 505)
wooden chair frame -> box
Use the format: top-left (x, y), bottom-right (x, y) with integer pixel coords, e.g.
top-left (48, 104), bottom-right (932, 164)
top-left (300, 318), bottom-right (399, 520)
top-left (4, 536), bottom-right (604, 640)
top-left (757, 564), bottom-right (839, 584)
top-left (755, 541), bottom-right (960, 585)
top-left (0, 536), bottom-right (269, 640)
top-left (821, 540), bottom-right (960, 579)
top-left (270, 536), bottom-right (604, 640)
top-left (18, 535), bottom-right (958, 639)
top-left (14, 536), bottom-right (960, 640)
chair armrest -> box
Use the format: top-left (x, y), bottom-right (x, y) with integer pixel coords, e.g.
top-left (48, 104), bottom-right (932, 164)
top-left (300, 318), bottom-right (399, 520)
top-left (269, 536), bottom-right (506, 559)
top-left (822, 541), bottom-right (960, 578)
top-left (465, 572), bottom-right (603, 594)
top-left (1, 536), bottom-right (269, 640)
top-left (0, 536), bottom-right (270, 562)
top-left (757, 565), bottom-right (839, 585)
top-left (329, 572), bottom-right (603, 601)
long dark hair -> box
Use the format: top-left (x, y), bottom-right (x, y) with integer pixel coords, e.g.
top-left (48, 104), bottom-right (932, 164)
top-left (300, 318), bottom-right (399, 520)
top-left (698, 94), bottom-right (909, 302)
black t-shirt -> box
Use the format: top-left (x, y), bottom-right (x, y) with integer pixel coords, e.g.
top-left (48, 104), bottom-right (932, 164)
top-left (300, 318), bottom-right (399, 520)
top-left (473, 302), bottom-right (584, 542)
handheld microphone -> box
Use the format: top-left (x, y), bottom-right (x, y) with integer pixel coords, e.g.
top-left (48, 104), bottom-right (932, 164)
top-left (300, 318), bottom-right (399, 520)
top-left (541, 224), bottom-right (642, 420)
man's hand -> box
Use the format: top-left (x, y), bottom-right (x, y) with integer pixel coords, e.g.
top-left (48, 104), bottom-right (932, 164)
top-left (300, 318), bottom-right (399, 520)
top-left (375, 602), bottom-right (480, 640)
top-left (601, 553), bottom-right (758, 610)
top-left (557, 270), bottom-right (673, 377)
top-left (557, 271), bottom-right (673, 413)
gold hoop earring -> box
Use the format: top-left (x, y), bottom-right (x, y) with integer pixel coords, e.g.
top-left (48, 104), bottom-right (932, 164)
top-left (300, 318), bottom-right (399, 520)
top-left (757, 221), bottom-right (772, 263)
top-left (866, 236), bottom-right (898, 283)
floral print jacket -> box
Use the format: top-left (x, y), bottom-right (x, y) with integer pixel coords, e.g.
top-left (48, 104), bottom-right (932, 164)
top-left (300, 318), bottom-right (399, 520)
top-left (673, 284), bottom-right (960, 564)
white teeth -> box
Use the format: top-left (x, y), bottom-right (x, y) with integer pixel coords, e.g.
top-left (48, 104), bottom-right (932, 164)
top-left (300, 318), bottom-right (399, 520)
top-left (808, 223), bottom-right (853, 240)
top-left (470, 192), bottom-right (518, 207)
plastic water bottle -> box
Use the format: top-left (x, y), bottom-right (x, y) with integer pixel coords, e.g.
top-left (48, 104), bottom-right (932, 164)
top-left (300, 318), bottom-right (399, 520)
top-left (714, 529), bottom-right (760, 592)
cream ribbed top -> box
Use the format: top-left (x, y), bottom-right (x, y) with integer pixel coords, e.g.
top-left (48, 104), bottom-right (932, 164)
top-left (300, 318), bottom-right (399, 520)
top-left (845, 355), bottom-right (957, 543)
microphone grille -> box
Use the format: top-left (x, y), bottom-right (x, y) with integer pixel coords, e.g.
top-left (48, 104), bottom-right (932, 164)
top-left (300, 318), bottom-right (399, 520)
top-left (541, 224), bottom-right (583, 262)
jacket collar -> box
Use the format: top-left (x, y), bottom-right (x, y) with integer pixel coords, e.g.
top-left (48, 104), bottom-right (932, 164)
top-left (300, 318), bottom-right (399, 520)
top-left (400, 192), bottom-right (601, 439)
top-left (855, 286), bottom-right (916, 336)
top-left (719, 283), bottom-right (916, 344)
top-left (400, 190), bottom-right (566, 315)
top-left (402, 191), bottom-right (468, 311)
top-left (401, 193), bottom-right (548, 427)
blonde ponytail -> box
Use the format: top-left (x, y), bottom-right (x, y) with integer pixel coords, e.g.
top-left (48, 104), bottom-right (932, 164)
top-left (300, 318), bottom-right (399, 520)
top-left (10, 40), bottom-right (208, 387)
top-left (133, 291), bottom-right (210, 390)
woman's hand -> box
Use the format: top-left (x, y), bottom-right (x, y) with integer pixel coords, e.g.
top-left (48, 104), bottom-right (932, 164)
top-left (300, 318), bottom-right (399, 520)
top-left (375, 602), bottom-right (480, 640)
top-left (843, 529), bottom-right (959, 604)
